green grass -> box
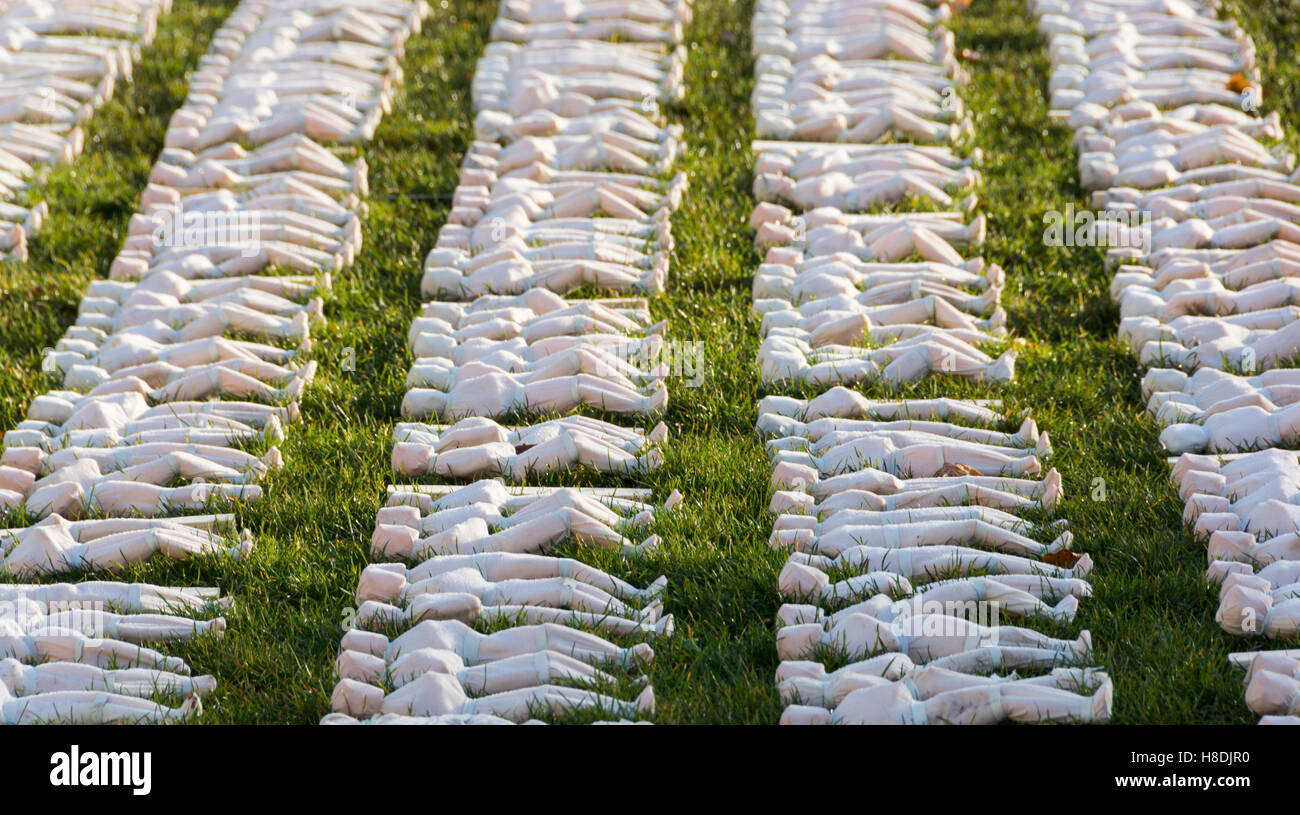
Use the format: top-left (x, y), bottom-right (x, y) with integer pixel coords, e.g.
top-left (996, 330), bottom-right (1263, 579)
top-left (1, 0), bottom-right (1298, 723)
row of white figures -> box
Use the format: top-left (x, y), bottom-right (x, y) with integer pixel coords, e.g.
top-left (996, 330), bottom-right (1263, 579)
top-left (328, 482), bottom-right (676, 723)
top-left (1228, 650), bottom-right (1300, 723)
top-left (747, 134), bottom-right (1003, 386)
top-left (1035, 0), bottom-right (1300, 378)
top-left (401, 292), bottom-right (672, 420)
top-left (391, 415), bottom-right (667, 480)
top-left (1039, 0), bottom-right (1300, 373)
top-left (758, 397), bottom-right (1105, 724)
top-left (421, 10), bottom-right (690, 300)
top-left (3, 0), bottom-right (426, 522)
top-left (1164, 449), bottom-right (1300, 639)
top-left (372, 480), bottom-right (680, 566)
top-left (162, 0), bottom-right (429, 153)
top-left (759, 389), bottom-right (1046, 491)
top-left (1030, 0), bottom-right (1289, 722)
top-left (1, 0), bottom-right (430, 723)
top-left (743, 1), bottom-right (1091, 722)
top-left (491, 0), bottom-right (692, 44)
top-left (0, 579), bottom-right (227, 724)
top-left (404, 5), bottom-right (690, 453)
top-left (751, 0), bottom-right (972, 143)
top-left (336, 0), bottom-right (688, 726)
top-left (0, 514), bottom-right (250, 578)
top-left (0, 0), bottom-right (173, 261)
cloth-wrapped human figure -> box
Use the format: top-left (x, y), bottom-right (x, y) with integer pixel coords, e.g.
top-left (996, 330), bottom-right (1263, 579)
top-left (0, 681), bottom-right (202, 725)
top-left (781, 671), bottom-right (1112, 724)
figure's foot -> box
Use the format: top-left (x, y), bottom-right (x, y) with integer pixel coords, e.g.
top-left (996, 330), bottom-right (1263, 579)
top-left (640, 598), bottom-right (664, 622)
top-left (1052, 595), bottom-right (1079, 623)
top-left (1047, 531), bottom-right (1073, 553)
top-left (628, 642), bottom-right (654, 666)
top-left (636, 685), bottom-right (656, 717)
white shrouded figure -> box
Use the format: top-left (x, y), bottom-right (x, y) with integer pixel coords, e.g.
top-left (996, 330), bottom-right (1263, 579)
top-left (780, 663), bottom-right (1104, 709)
top-left (402, 372), bottom-right (668, 420)
top-left (777, 604), bottom-right (1092, 663)
top-left (0, 658), bottom-right (215, 699)
top-left (0, 598), bottom-right (225, 643)
top-left (769, 515), bottom-right (1072, 559)
top-left (359, 554), bottom-right (666, 605)
top-left (787, 542), bottom-right (1092, 585)
top-left (379, 479), bottom-right (676, 524)
top-left (371, 506), bottom-right (659, 560)
top-left (391, 417), bottom-right (666, 479)
top-left (336, 644), bottom-right (633, 693)
top-left (0, 625), bottom-right (189, 674)
top-left (1159, 401), bottom-right (1300, 454)
top-left (1217, 584), bottom-right (1300, 638)
top-left (767, 467), bottom-right (1063, 515)
top-left (0, 681), bottom-right (201, 725)
top-left (778, 565), bottom-right (1090, 622)
top-left (781, 672), bottom-right (1112, 724)
top-left (354, 594), bottom-right (673, 638)
top-left (764, 413), bottom-right (1041, 450)
top-left (320, 712), bottom-right (529, 725)
top-left (343, 619), bottom-right (653, 670)
top-left (354, 562), bottom-right (664, 620)
top-left (758, 386), bottom-right (1001, 424)
top-left (1242, 653), bottom-right (1300, 716)
top-left (1, 514), bottom-right (252, 576)
top-left (0, 579), bottom-right (226, 614)
top-left (770, 434), bottom-right (1040, 491)
top-left (331, 672), bottom-right (653, 721)
top-left (757, 334), bottom-right (1016, 388)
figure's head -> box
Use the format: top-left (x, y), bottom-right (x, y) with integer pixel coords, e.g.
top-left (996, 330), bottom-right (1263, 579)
top-left (776, 603), bottom-right (822, 627)
top-left (752, 173), bottom-right (796, 202)
top-left (1205, 559), bottom-right (1251, 585)
top-left (330, 678), bottom-right (383, 717)
top-left (63, 365), bottom-right (111, 391)
top-left (335, 649), bottom-right (386, 685)
top-left (1219, 570), bottom-right (1273, 599)
top-left (355, 564), bottom-right (408, 604)
top-left (778, 704), bottom-right (832, 725)
top-left (25, 481), bottom-right (86, 522)
top-left (339, 628), bottom-right (388, 658)
top-left (1244, 670), bottom-right (1300, 716)
top-left (356, 600), bottom-right (406, 629)
top-left (389, 648), bottom-right (465, 688)
top-left (777, 560), bottom-right (829, 600)
top-left (775, 622), bottom-right (824, 661)
top-left (1215, 584), bottom-right (1272, 636)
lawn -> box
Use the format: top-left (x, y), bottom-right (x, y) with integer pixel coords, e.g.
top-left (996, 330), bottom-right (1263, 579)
top-left (1, 0), bottom-right (1297, 724)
